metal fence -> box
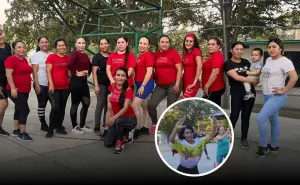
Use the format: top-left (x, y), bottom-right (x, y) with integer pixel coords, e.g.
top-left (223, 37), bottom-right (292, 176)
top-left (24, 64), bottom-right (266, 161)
top-left (164, 0), bottom-right (300, 119)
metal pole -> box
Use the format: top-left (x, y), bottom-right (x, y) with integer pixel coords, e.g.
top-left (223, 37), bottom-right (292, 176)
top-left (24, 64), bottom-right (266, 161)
top-left (100, 8), bottom-right (157, 17)
top-left (48, 0), bottom-right (76, 35)
top-left (139, 0), bottom-right (162, 9)
top-left (81, 12), bottom-right (91, 34)
top-left (77, 32), bottom-right (136, 37)
top-left (98, 16), bottom-right (101, 52)
top-left (68, 0), bottom-right (101, 17)
top-left (140, 26), bottom-right (162, 37)
top-left (134, 32), bottom-right (140, 57)
top-left (101, 0), bottom-right (137, 32)
top-left (222, 0), bottom-right (230, 109)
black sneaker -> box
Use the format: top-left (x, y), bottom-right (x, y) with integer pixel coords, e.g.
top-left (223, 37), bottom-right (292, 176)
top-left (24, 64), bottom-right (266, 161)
top-left (56, 128), bottom-right (67, 135)
top-left (133, 129), bottom-right (141, 140)
top-left (256, 146), bottom-right (270, 157)
top-left (240, 139), bottom-right (249, 149)
top-left (268, 144), bottom-right (279, 153)
top-left (0, 127), bottom-right (10, 136)
top-left (94, 128), bottom-right (101, 136)
top-left (12, 129), bottom-right (21, 137)
top-left (40, 124), bottom-right (49, 132)
top-left (125, 137), bottom-right (133, 144)
top-left (100, 130), bottom-right (107, 140)
top-left (46, 130), bottom-right (54, 138)
top-left (17, 132), bottom-right (33, 141)
top-left (140, 127), bottom-right (149, 135)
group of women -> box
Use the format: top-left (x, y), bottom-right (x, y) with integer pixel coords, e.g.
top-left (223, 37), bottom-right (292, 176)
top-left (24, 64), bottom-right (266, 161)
top-left (0, 27), bottom-right (298, 156)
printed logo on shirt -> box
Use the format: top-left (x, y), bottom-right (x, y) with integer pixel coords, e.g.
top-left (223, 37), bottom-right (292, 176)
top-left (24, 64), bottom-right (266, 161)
top-left (183, 58), bottom-right (188, 64)
top-left (112, 58), bottom-right (124, 64)
top-left (157, 57), bottom-right (168, 63)
top-left (261, 67), bottom-right (270, 79)
top-left (234, 66), bottom-right (248, 74)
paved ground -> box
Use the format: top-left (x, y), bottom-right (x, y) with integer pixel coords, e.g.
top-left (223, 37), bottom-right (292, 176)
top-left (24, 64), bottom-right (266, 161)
top-left (0, 89), bottom-right (300, 184)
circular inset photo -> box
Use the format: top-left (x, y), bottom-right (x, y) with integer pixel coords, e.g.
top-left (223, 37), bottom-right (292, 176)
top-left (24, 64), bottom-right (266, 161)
top-left (155, 98), bottom-right (234, 177)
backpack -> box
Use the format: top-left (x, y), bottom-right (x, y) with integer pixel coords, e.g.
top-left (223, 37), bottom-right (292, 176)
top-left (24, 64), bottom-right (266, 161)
top-left (104, 124), bottom-right (117, 148)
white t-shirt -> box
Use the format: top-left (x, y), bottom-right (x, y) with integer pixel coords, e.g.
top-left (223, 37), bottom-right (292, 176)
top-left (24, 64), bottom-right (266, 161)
top-left (31, 51), bottom-right (51, 86)
top-left (260, 56), bottom-right (295, 95)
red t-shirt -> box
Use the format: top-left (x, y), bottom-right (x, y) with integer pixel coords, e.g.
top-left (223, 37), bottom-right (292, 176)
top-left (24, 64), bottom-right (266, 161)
top-left (201, 51), bottom-right (225, 92)
top-left (135, 51), bottom-right (155, 82)
top-left (107, 52), bottom-right (136, 87)
top-left (183, 48), bottom-right (202, 90)
top-left (46, 54), bottom-right (69, 90)
top-left (153, 49), bottom-right (182, 86)
top-left (4, 56), bottom-right (32, 93)
top-left (109, 84), bottom-right (135, 117)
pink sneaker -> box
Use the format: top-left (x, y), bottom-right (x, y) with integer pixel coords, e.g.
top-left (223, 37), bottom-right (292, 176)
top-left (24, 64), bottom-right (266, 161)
top-left (149, 125), bottom-right (156, 135)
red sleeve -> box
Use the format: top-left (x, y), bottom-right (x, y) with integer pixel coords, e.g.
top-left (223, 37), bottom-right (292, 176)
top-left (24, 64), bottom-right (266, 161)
top-left (127, 53), bottom-right (136, 68)
top-left (4, 57), bottom-right (15, 69)
top-left (107, 52), bottom-right (114, 66)
top-left (108, 84), bottom-right (113, 92)
top-left (193, 48), bottom-right (202, 57)
top-left (67, 51), bottom-right (77, 73)
top-left (125, 88), bottom-right (134, 100)
top-left (172, 50), bottom-right (182, 64)
top-left (45, 54), bottom-right (53, 65)
top-left (212, 51), bottom-right (224, 69)
top-left (146, 52), bottom-right (154, 67)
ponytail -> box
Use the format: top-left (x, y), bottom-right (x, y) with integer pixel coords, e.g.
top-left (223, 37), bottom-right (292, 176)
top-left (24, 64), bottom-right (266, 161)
top-left (124, 46), bottom-right (129, 68)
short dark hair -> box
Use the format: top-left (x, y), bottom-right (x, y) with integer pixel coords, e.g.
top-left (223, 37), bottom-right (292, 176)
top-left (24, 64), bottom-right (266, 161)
top-left (231, 41), bottom-right (245, 49)
top-left (12, 40), bottom-right (25, 49)
top-left (54, 38), bottom-right (67, 48)
top-left (267, 37), bottom-right (284, 54)
top-left (36, 36), bottom-right (49, 52)
top-left (252, 48), bottom-right (263, 56)
top-left (99, 37), bottom-right (110, 44)
top-left (159, 34), bottom-right (170, 43)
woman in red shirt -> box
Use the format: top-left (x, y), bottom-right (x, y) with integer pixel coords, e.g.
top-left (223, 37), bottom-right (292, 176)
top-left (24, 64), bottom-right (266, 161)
top-left (5, 40), bottom-right (33, 141)
top-left (201, 37), bottom-right (225, 106)
top-left (106, 67), bottom-right (137, 154)
top-left (148, 35), bottom-right (183, 135)
top-left (67, 37), bottom-right (93, 135)
top-left (132, 37), bottom-right (155, 136)
top-left (105, 36), bottom-right (136, 137)
top-left (182, 33), bottom-right (202, 98)
top-left (45, 38), bottom-right (70, 138)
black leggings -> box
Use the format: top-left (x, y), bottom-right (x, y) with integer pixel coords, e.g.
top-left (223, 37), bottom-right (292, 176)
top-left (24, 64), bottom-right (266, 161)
top-left (115, 116), bottom-right (137, 141)
top-left (203, 88), bottom-right (225, 106)
top-left (177, 165), bottom-right (199, 174)
top-left (95, 84), bottom-right (109, 129)
top-left (48, 89), bottom-right (70, 130)
top-left (230, 92), bottom-right (255, 140)
top-left (70, 76), bottom-right (90, 128)
top-left (34, 85), bottom-right (49, 125)
top-left (7, 91), bottom-right (30, 124)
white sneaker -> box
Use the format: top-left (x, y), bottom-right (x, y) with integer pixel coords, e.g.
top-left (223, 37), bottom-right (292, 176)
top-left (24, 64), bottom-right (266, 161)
top-left (81, 125), bottom-right (93, 132)
top-left (244, 92), bottom-right (255, 100)
top-left (72, 126), bottom-right (84, 135)
top-left (128, 128), bottom-right (135, 139)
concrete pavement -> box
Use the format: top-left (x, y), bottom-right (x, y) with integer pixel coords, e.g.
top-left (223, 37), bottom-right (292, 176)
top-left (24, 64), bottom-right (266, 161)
top-left (0, 89), bottom-right (299, 183)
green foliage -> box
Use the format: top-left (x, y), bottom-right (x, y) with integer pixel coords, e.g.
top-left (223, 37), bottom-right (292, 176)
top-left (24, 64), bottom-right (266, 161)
top-left (158, 100), bottom-right (223, 136)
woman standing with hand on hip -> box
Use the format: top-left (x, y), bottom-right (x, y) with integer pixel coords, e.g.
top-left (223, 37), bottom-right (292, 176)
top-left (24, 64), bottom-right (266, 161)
top-left (256, 38), bottom-right (298, 157)
top-left (68, 37), bottom-right (93, 135)
top-left (148, 35), bottom-right (183, 135)
top-left (5, 40), bottom-right (33, 141)
top-left (181, 33), bottom-right (202, 98)
top-left (201, 37), bottom-right (225, 106)
top-left (46, 39), bottom-right (70, 138)
top-left (31, 37), bottom-right (51, 132)
top-left (132, 36), bottom-right (155, 136)
top-left (92, 38), bottom-right (110, 135)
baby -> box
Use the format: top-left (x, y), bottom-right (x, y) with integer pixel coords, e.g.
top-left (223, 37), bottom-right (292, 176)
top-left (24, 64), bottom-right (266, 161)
top-left (244, 48), bottom-right (263, 100)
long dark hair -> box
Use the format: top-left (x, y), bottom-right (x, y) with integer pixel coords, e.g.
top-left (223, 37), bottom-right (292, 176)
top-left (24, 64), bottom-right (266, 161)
top-left (178, 121), bottom-right (195, 140)
top-left (36, 36), bottom-right (49, 52)
top-left (117, 36), bottom-right (129, 68)
top-left (182, 33), bottom-right (200, 55)
top-left (115, 67), bottom-right (129, 109)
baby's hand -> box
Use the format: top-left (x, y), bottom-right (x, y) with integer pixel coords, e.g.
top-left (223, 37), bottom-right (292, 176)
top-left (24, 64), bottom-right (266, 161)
top-left (246, 71), bottom-right (250, 75)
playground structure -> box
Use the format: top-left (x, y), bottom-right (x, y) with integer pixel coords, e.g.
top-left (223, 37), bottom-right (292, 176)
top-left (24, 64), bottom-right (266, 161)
top-left (34, 0), bottom-right (163, 56)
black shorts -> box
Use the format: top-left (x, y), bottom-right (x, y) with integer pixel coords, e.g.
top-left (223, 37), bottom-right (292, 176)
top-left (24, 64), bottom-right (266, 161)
top-left (0, 76), bottom-right (8, 100)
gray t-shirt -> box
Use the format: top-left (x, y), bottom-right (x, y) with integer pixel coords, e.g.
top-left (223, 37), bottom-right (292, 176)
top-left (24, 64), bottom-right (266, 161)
top-left (260, 56), bottom-right (295, 95)
top-left (248, 62), bottom-right (263, 78)
top-left (31, 51), bottom-right (51, 86)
